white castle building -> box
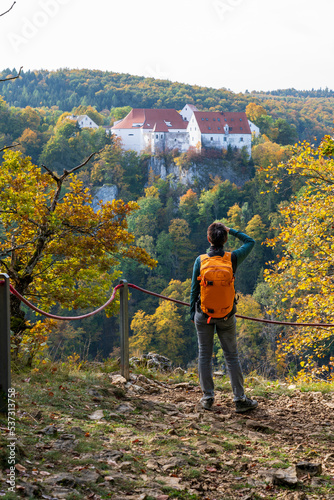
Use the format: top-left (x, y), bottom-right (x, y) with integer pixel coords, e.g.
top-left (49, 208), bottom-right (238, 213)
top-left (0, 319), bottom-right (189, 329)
top-left (110, 104), bottom-right (259, 156)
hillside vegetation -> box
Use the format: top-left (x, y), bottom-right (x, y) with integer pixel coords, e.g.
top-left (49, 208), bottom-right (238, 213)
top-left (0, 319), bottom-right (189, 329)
top-left (1, 68), bottom-right (334, 141)
top-left (0, 69), bottom-right (334, 382)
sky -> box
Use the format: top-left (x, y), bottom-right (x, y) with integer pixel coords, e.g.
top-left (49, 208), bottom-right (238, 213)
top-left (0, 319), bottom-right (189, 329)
top-left (1, 0), bottom-right (334, 94)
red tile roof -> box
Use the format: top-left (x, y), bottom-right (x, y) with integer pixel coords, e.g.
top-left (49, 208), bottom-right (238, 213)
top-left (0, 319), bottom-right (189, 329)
top-left (152, 121), bottom-right (169, 132)
top-left (111, 108), bottom-right (188, 131)
top-left (192, 111), bottom-right (251, 135)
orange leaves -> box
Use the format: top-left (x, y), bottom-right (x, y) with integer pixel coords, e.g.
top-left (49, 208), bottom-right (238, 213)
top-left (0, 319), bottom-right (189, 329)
top-left (0, 149), bottom-right (157, 362)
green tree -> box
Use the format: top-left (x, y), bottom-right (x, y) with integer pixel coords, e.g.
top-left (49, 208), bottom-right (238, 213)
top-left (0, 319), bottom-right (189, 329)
top-left (127, 186), bottom-right (163, 239)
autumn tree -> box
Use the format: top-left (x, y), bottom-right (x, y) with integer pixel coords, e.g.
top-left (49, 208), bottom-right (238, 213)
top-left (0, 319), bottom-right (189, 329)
top-left (130, 279), bottom-right (194, 366)
top-left (179, 189), bottom-right (198, 228)
top-left (168, 219), bottom-right (195, 281)
top-left (246, 103), bottom-right (267, 123)
top-left (197, 180), bottom-right (240, 225)
top-left (0, 150), bottom-right (156, 362)
top-left (252, 139), bottom-right (290, 169)
top-left (264, 135), bottom-right (334, 380)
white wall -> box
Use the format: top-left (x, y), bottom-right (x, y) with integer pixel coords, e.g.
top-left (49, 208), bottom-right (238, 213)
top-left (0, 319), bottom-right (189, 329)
top-left (248, 120), bottom-right (260, 137)
top-left (180, 105), bottom-right (195, 123)
top-left (187, 116), bottom-right (201, 148)
top-left (111, 128), bottom-right (143, 153)
top-left (165, 131), bottom-right (189, 152)
top-left (201, 133), bottom-right (251, 155)
top-left (78, 115), bottom-right (99, 129)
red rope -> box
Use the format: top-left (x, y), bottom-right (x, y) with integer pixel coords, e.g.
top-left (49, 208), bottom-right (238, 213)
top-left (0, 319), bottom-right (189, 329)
top-left (8, 283), bottom-right (122, 321)
top-left (127, 284), bottom-right (334, 328)
top-left (128, 283), bottom-right (190, 306)
top-left (2, 280), bottom-right (334, 327)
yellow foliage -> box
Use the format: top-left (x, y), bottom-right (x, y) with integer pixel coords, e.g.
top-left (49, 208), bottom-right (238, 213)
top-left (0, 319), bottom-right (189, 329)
top-left (130, 280), bottom-right (191, 365)
top-left (264, 135), bottom-right (334, 380)
top-left (0, 150), bottom-right (157, 361)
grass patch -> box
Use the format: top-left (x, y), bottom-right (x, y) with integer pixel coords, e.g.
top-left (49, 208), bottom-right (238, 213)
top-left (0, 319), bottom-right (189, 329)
top-left (161, 488), bottom-right (199, 499)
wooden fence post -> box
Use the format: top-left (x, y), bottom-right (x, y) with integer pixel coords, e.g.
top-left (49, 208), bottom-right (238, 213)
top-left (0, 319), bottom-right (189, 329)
top-left (0, 273), bottom-right (11, 414)
top-left (119, 279), bottom-right (129, 381)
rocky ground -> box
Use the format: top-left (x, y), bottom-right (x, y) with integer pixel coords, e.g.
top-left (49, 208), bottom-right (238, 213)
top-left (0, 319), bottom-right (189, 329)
top-left (0, 359), bottom-right (334, 499)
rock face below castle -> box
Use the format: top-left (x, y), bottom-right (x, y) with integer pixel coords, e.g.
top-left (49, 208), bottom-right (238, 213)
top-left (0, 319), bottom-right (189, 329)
top-left (150, 156), bottom-right (251, 189)
top-left (91, 185), bottom-right (118, 211)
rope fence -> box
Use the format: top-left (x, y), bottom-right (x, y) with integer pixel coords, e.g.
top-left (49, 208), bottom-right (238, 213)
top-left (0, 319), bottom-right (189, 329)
top-left (3, 279), bottom-right (334, 327)
top-left (8, 283), bottom-right (123, 321)
top-left (1, 274), bottom-right (334, 413)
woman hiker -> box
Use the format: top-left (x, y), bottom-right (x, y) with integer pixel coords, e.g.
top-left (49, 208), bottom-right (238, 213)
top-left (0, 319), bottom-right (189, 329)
top-left (190, 222), bottom-right (258, 413)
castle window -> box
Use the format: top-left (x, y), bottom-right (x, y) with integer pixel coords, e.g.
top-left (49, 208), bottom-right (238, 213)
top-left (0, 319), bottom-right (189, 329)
top-left (156, 134), bottom-right (158, 139)
top-left (206, 118), bottom-right (208, 121)
top-left (208, 127), bottom-right (211, 130)
top-left (240, 137), bottom-right (244, 141)
top-left (161, 134), bottom-right (163, 138)
top-left (218, 127), bottom-right (221, 130)
top-left (211, 137), bottom-right (213, 141)
top-left (224, 137), bottom-right (227, 141)
top-left (240, 127), bottom-right (243, 130)
top-left (240, 118), bottom-right (242, 121)
top-left (213, 118), bottom-right (216, 121)
top-left (202, 118), bottom-right (204, 121)
top-left (217, 118), bottom-right (220, 122)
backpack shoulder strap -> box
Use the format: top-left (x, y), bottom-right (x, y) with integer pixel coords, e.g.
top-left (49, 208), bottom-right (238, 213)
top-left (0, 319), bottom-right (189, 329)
top-left (200, 254), bottom-right (209, 263)
top-left (222, 251), bottom-right (232, 262)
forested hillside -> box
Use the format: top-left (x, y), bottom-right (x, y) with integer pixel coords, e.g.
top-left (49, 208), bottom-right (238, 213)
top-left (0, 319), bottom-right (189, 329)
top-left (1, 68), bottom-right (334, 141)
top-left (1, 68), bottom-right (333, 383)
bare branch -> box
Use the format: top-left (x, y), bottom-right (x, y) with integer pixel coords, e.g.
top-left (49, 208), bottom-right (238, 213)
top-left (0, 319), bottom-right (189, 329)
top-left (0, 260), bottom-right (10, 272)
top-left (41, 163), bottom-right (61, 183)
top-left (0, 66), bottom-right (22, 82)
top-left (0, 238), bottom-right (41, 256)
top-left (0, 1), bottom-right (16, 17)
top-left (0, 142), bottom-right (20, 152)
top-left (42, 150), bottom-right (102, 184)
top-left (43, 150), bottom-right (103, 213)
top-left (59, 150), bottom-right (102, 180)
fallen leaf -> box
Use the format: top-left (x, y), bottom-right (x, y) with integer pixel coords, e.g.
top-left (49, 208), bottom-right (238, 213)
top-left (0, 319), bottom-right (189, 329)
top-left (205, 466), bottom-right (217, 472)
top-left (15, 464), bottom-right (26, 473)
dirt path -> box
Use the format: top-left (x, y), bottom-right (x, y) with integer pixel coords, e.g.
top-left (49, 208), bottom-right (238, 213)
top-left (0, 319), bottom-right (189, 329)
top-left (1, 368), bottom-right (334, 499)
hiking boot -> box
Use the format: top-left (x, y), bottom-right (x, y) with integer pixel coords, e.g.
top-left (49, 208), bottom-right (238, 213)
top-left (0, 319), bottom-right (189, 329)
top-left (201, 398), bottom-right (214, 410)
top-left (235, 397), bottom-right (258, 413)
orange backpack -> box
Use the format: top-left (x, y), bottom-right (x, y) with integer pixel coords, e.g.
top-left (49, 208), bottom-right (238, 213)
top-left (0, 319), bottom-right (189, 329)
top-left (197, 253), bottom-right (235, 320)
